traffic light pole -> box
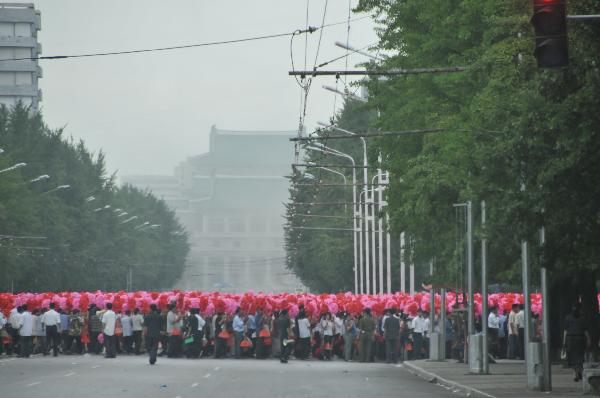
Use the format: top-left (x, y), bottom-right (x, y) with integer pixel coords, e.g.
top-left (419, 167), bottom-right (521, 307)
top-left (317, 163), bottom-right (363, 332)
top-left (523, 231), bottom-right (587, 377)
top-left (567, 14), bottom-right (600, 20)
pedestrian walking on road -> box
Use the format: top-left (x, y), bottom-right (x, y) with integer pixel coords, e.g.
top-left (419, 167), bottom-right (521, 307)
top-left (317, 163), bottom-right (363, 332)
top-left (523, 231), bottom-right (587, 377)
top-left (563, 304), bottom-right (590, 382)
top-left (144, 304), bottom-right (162, 365)
top-left (358, 308), bottom-right (375, 362)
top-left (101, 303), bottom-right (117, 358)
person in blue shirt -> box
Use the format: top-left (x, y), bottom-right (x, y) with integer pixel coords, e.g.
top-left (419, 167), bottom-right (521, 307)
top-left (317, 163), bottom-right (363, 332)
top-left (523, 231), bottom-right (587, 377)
top-left (445, 318), bottom-right (454, 359)
top-left (59, 309), bottom-right (70, 354)
top-left (232, 307), bottom-right (245, 359)
top-left (246, 311), bottom-right (256, 356)
top-left (497, 312), bottom-right (507, 359)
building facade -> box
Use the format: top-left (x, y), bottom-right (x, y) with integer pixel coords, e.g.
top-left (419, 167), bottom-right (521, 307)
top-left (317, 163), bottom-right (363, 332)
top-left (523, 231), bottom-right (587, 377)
top-left (0, 3), bottom-right (42, 111)
top-left (122, 126), bottom-right (303, 293)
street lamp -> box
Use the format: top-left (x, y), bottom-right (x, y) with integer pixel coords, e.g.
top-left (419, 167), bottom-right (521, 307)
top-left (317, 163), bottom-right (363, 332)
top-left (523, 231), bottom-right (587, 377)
top-left (334, 41), bottom-right (388, 62)
top-left (30, 174), bottom-right (50, 183)
top-left (43, 184), bottom-right (70, 194)
top-left (306, 144), bottom-right (359, 294)
top-left (0, 162), bottom-right (26, 174)
top-left (121, 216), bottom-right (138, 224)
top-left (134, 221), bottom-right (150, 230)
top-left (322, 85), bottom-right (367, 103)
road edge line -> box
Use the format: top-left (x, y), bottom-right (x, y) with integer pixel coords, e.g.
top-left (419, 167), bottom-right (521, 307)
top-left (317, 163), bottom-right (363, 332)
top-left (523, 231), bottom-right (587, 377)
top-left (402, 361), bottom-right (497, 398)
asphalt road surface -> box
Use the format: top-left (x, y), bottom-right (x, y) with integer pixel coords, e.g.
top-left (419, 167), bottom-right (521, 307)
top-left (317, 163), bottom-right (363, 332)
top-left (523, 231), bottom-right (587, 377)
top-left (0, 354), bottom-right (457, 398)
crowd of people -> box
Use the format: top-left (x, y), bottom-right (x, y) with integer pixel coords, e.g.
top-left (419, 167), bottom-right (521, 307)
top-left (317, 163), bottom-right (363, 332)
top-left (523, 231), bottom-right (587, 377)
top-left (0, 302), bottom-right (451, 365)
top-left (0, 300), bottom-right (595, 380)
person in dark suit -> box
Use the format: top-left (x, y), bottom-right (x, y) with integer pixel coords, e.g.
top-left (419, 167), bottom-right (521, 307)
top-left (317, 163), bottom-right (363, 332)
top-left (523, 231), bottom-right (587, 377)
top-left (144, 304), bottom-right (162, 365)
top-left (383, 308), bottom-right (401, 364)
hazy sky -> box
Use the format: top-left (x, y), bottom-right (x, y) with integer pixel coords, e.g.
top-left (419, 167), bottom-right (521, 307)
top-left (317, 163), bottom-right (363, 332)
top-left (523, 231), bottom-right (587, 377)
top-left (24, 0), bottom-right (377, 176)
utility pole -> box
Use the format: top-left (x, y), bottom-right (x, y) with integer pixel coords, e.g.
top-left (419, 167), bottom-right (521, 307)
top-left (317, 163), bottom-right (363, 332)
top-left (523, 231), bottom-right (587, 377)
top-left (467, 201), bottom-right (474, 336)
top-left (400, 232), bottom-right (406, 292)
top-left (481, 201), bottom-right (489, 374)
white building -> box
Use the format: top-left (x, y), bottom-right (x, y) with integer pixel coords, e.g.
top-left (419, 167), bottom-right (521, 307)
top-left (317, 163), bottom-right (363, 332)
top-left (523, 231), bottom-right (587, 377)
top-left (0, 3), bottom-right (41, 111)
top-left (122, 126), bottom-right (304, 293)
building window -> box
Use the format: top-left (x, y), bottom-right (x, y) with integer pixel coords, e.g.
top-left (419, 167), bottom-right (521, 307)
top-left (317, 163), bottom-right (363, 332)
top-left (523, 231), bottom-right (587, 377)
top-left (212, 240), bottom-right (221, 248)
top-left (249, 217), bottom-right (266, 233)
top-left (228, 218), bottom-right (245, 233)
top-left (232, 240), bottom-right (241, 249)
top-left (207, 217), bottom-right (225, 233)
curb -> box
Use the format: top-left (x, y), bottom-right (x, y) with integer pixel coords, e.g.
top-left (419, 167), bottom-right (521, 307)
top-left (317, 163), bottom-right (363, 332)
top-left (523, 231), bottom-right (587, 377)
top-left (402, 361), bottom-right (497, 398)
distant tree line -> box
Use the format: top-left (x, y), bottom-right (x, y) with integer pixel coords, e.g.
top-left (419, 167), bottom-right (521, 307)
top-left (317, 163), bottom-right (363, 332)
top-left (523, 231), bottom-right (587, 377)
top-left (0, 104), bottom-right (189, 292)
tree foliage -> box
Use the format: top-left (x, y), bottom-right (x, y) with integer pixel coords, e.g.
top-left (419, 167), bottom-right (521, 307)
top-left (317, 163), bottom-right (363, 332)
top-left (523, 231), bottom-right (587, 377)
top-left (0, 104), bottom-right (189, 292)
top-left (352, 0), bottom-right (600, 345)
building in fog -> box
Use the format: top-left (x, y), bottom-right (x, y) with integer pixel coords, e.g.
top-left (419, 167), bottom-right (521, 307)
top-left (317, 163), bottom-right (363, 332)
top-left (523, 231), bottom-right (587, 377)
top-left (122, 126), bottom-right (303, 293)
top-left (0, 3), bottom-right (42, 111)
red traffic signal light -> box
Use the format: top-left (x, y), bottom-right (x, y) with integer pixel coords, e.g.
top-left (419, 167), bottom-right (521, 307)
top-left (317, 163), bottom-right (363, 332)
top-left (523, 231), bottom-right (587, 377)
top-left (531, 0), bottom-right (568, 68)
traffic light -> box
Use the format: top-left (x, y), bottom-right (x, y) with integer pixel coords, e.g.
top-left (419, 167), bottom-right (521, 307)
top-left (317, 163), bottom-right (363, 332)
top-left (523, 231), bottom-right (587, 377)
top-left (531, 0), bottom-right (568, 68)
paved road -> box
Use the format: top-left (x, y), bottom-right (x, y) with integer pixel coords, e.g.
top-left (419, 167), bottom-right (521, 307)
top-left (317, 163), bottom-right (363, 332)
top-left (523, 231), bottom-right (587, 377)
top-left (0, 354), bottom-right (457, 398)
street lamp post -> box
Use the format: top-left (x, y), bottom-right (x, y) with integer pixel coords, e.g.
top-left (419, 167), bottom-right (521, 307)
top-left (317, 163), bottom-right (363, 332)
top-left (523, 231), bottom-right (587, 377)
top-left (317, 122), bottom-right (370, 293)
top-left (0, 162), bottom-right (26, 174)
top-left (306, 145), bottom-right (360, 294)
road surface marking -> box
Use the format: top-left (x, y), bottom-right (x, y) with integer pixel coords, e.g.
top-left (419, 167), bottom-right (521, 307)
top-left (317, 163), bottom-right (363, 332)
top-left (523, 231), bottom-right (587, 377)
top-left (64, 372), bottom-right (76, 377)
top-left (204, 373), bottom-right (211, 378)
top-left (26, 381), bottom-right (41, 387)
top-left (91, 365), bottom-right (101, 369)
top-left (190, 382), bottom-right (199, 388)
top-left (0, 358), bottom-right (16, 363)
top-left (174, 396), bottom-right (181, 398)
top-left (214, 366), bottom-right (220, 371)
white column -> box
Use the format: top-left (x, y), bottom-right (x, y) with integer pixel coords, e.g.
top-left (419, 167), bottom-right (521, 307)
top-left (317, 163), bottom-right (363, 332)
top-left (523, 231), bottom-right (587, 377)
top-left (386, 214), bottom-right (391, 294)
top-left (400, 232), bottom-right (406, 293)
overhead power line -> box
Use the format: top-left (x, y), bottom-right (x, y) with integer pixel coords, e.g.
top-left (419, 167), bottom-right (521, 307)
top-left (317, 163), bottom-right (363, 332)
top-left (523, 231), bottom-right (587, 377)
top-left (0, 15), bottom-right (371, 62)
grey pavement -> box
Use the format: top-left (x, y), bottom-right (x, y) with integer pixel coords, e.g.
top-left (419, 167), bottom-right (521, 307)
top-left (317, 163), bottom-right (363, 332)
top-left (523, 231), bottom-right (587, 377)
top-left (403, 359), bottom-right (582, 398)
top-left (0, 354), bottom-right (457, 398)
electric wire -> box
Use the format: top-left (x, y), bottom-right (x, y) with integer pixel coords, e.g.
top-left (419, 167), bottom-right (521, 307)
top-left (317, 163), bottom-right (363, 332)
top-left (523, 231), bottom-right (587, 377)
top-left (0, 15), bottom-right (370, 62)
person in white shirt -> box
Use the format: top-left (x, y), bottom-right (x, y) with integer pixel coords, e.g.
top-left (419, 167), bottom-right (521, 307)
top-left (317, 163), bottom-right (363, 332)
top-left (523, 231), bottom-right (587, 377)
top-left (411, 310), bottom-right (426, 359)
top-left (8, 306), bottom-right (21, 355)
top-left (101, 303), bottom-right (117, 358)
top-left (422, 312), bottom-right (431, 358)
top-left (321, 313), bottom-right (334, 360)
top-left (515, 305), bottom-right (525, 359)
top-left (487, 307), bottom-right (500, 358)
top-left (297, 313), bottom-right (311, 359)
top-left (120, 311), bottom-right (133, 354)
top-left (131, 308), bottom-right (144, 355)
top-left (18, 305), bottom-right (33, 358)
top-left (41, 303), bottom-right (61, 356)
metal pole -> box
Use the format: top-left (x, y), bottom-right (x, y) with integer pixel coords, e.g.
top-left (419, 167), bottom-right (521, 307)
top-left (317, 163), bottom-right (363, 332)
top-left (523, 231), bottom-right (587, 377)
top-left (377, 168), bottom-right (384, 294)
top-left (440, 288), bottom-right (447, 360)
top-left (386, 214), bottom-right (392, 294)
top-left (371, 184), bottom-right (377, 294)
top-left (467, 201), bottom-right (474, 336)
top-left (481, 200), bottom-right (489, 374)
top-left (364, 192), bottom-right (371, 295)
top-left (400, 232), bottom-right (406, 293)
top-left (541, 267), bottom-right (552, 391)
top-left (359, 206), bottom-right (364, 294)
top-left (567, 14), bottom-right (600, 20)
top-left (352, 169), bottom-right (358, 294)
top-left (522, 240), bottom-right (531, 370)
top-left (363, 141), bottom-right (370, 294)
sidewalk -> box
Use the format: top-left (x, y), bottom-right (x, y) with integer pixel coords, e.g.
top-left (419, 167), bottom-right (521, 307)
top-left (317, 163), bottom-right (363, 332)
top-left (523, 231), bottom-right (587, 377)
top-left (403, 359), bottom-right (583, 397)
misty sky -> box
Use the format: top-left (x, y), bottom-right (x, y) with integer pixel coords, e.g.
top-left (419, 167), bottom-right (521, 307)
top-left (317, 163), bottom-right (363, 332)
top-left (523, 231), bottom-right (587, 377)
top-left (24, 0), bottom-right (377, 176)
